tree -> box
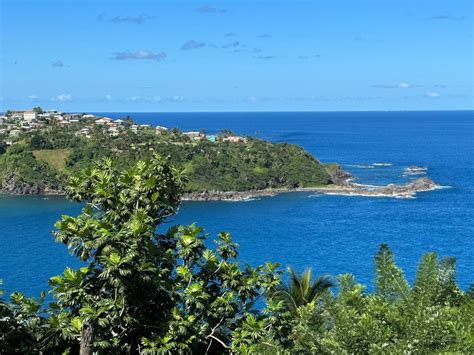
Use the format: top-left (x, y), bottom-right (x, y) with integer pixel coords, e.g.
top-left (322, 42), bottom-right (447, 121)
top-left (45, 154), bottom-right (279, 353)
top-left (251, 245), bottom-right (474, 354)
top-left (269, 267), bottom-right (335, 313)
top-left (0, 281), bottom-right (45, 354)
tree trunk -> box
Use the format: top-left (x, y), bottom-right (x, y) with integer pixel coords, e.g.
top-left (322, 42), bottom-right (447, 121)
top-left (80, 321), bottom-right (94, 355)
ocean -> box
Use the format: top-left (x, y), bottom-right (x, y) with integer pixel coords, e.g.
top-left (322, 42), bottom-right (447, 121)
top-left (1, 111), bottom-right (473, 296)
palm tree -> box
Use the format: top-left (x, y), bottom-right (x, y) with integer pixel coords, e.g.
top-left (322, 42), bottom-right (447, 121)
top-left (270, 267), bottom-right (335, 313)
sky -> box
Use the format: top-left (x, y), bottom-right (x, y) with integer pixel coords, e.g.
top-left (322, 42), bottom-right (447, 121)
top-left (1, 0), bottom-right (473, 112)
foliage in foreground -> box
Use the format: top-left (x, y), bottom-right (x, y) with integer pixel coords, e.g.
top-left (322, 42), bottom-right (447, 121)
top-left (0, 156), bottom-right (472, 354)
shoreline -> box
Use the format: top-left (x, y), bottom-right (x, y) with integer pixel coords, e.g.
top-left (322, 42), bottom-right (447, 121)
top-left (0, 178), bottom-right (444, 202)
top-left (183, 177), bottom-right (443, 201)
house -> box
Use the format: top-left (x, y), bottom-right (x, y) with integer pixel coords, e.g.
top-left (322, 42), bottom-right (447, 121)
top-left (23, 110), bottom-right (37, 122)
top-left (82, 114), bottom-right (96, 119)
top-left (114, 119), bottom-right (125, 125)
top-left (0, 116), bottom-right (5, 125)
top-left (95, 117), bottom-right (113, 125)
top-left (206, 135), bottom-right (217, 142)
top-left (223, 136), bottom-right (246, 143)
top-left (108, 126), bottom-right (120, 137)
top-left (75, 127), bottom-right (92, 138)
top-left (155, 126), bottom-right (168, 135)
top-left (10, 111), bottom-right (24, 120)
top-left (37, 113), bottom-right (51, 120)
top-left (184, 131), bottom-right (204, 140)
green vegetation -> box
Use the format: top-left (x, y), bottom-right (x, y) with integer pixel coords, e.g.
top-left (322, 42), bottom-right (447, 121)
top-left (0, 156), bottom-right (472, 354)
top-left (0, 146), bottom-right (64, 192)
top-left (32, 149), bottom-right (70, 172)
top-left (1, 121), bottom-right (333, 193)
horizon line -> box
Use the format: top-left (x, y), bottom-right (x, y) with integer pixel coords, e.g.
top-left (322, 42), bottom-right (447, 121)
top-left (87, 109), bottom-right (474, 114)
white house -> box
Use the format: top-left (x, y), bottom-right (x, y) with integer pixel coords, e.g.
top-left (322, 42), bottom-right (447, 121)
top-left (95, 117), bottom-right (113, 125)
top-left (108, 126), bottom-right (120, 137)
top-left (223, 136), bottom-right (246, 143)
top-left (23, 110), bottom-right (37, 122)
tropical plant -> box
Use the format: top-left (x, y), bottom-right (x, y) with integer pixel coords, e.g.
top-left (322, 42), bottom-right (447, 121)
top-left (269, 267), bottom-right (335, 313)
top-left (22, 154), bottom-right (280, 354)
top-left (251, 244), bottom-right (474, 354)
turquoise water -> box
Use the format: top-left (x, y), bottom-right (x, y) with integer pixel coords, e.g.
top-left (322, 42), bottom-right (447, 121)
top-left (1, 111), bottom-right (473, 296)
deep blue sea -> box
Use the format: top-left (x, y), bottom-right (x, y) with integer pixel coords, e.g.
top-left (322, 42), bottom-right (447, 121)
top-left (1, 111), bottom-right (473, 297)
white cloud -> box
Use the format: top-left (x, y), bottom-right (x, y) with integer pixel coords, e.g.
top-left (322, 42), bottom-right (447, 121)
top-left (247, 96), bottom-right (257, 103)
top-left (372, 82), bottom-right (418, 89)
top-left (28, 95), bottom-right (39, 100)
top-left (111, 50), bottom-right (166, 61)
top-left (105, 94), bottom-right (113, 100)
top-left (398, 82), bottom-right (411, 88)
top-left (126, 95), bottom-right (180, 102)
top-left (51, 94), bottom-right (72, 102)
top-left (426, 92), bottom-right (441, 98)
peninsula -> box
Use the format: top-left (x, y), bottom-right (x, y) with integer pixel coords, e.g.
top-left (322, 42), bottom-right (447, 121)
top-left (0, 108), bottom-right (441, 200)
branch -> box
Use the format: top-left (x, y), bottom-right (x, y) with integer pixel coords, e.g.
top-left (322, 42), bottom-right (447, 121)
top-left (205, 317), bottom-right (228, 352)
top-left (207, 334), bottom-right (229, 349)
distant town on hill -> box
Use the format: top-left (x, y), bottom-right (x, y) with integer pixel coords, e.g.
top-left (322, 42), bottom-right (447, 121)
top-left (0, 107), bottom-right (335, 197)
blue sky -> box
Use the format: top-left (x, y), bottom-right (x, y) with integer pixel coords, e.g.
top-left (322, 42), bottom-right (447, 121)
top-left (1, 0), bottom-right (472, 112)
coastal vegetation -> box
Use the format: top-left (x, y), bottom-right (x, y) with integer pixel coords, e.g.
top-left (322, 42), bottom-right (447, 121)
top-left (0, 156), bottom-right (472, 354)
top-left (0, 112), bottom-right (333, 194)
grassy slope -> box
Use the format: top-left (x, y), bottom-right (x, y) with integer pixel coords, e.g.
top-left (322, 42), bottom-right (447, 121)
top-left (32, 149), bottom-right (70, 172)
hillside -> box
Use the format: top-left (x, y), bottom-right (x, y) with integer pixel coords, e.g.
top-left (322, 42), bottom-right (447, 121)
top-left (0, 118), bottom-right (336, 195)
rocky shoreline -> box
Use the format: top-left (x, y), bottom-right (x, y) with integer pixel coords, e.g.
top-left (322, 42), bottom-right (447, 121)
top-left (182, 177), bottom-right (444, 201)
top-left (0, 174), bottom-right (64, 196)
top-left (1, 174), bottom-right (444, 202)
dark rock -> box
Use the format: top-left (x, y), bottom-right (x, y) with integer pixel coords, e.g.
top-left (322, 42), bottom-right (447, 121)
top-left (1, 173), bottom-right (63, 195)
top-left (328, 165), bottom-right (353, 185)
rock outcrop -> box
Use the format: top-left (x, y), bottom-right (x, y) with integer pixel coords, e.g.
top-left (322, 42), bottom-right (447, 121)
top-left (182, 177), bottom-right (442, 201)
top-left (327, 165), bottom-right (353, 185)
top-left (1, 173), bottom-right (63, 195)
top-left (340, 177), bottom-right (441, 199)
